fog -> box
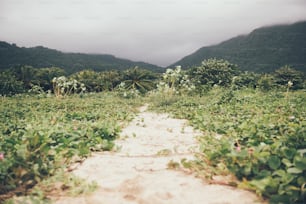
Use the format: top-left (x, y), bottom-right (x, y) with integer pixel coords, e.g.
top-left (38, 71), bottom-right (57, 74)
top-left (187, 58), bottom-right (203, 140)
top-left (1, 0), bottom-right (306, 66)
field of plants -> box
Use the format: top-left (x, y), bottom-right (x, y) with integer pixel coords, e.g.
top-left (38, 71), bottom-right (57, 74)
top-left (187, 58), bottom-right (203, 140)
top-left (0, 93), bottom-right (143, 202)
top-left (149, 88), bottom-right (306, 204)
top-left (1, 59), bottom-right (305, 203)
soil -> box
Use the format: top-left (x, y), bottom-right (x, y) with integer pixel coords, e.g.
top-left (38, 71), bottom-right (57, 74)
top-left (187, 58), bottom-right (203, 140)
top-left (53, 105), bottom-right (264, 204)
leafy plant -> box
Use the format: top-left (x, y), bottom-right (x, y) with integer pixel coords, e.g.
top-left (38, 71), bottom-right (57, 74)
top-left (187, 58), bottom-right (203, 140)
top-left (119, 67), bottom-right (157, 94)
top-left (0, 92), bottom-right (142, 201)
top-left (231, 71), bottom-right (259, 89)
top-left (157, 66), bottom-right (195, 95)
top-left (257, 74), bottom-right (276, 91)
top-left (274, 66), bottom-right (305, 90)
top-left (0, 71), bottom-right (24, 95)
top-left (188, 58), bottom-right (240, 88)
top-left (52, 76), bottom-right (86, 97)
top-left (149, 88), bottom-right (306, 203)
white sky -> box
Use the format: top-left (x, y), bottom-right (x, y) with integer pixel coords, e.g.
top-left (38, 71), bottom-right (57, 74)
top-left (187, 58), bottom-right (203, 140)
top-left (0, 0), bottom-right (306, 67)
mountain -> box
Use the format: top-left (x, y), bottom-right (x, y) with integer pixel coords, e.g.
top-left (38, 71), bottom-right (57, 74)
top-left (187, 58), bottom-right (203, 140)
top-left (172, 21), bottom-right (306, 73)
top-left (0, 42), bottom-right (164, 73)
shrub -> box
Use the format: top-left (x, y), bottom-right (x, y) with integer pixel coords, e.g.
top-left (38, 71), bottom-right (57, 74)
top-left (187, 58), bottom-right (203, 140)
top-left (188, 58), bottom-right (240, 88)
top-left (157, 66), bottom-right (195, 95)
top-left (232, 72), bottom-right (259, 89)
top-left (0, 71), bottom-right (24, 95)
top-left (257, 74), bottom-right (276, 91)
top-left (52, 76), bottom-right (86, 98)
top-left (274, 66), bottom-right (305, 90)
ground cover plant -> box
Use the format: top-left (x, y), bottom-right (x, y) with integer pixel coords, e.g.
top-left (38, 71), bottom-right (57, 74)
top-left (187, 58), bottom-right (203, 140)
top-left (149, 88), bottom-right (306, 204)
top-left (0, 92), bottom-right (143, 201)
top-left (1, 59), bottom-right (305, 203)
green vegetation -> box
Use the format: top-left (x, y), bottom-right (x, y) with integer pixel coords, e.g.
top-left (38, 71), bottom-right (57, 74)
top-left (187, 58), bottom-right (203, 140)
top-left (120, 67), bottom-right (158, 93)
top-left (0, 93), bottom-right (143, 202)
top-left (173, 21), bottom-right (306, 73)
top-left (274, 66), bottom-right (305, 90)
top-left (148, 60), bottom-right (306, 203)
top-left (70, 70), bottom-right (122, 92)
top-left (149, 88), bottom-right (306, 204)
top-left (0, 66), bottom-right (159, 96)
top-left (188, 58), bottom-right (239, 87)
top-left (0, 58), bottom-right (305, 203)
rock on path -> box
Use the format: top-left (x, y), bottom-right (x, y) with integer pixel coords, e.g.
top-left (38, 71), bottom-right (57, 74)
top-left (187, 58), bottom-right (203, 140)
top-left (54, 106), bottom-right (263, 204)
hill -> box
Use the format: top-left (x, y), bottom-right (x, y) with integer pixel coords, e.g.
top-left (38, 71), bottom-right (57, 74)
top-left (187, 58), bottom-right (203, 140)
top-left (172, 21), bottom-right (306, 73)
top-left (0, 42), bottom-right (164, 73)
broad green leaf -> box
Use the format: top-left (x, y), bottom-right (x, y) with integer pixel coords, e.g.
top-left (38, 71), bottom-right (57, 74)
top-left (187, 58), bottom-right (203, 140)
top-left (16, 144), bottom-right (28, 160)
top-left (283, 148), bottom-right (296, 159)
top-left (270, 195), bottom-right (291, 204)
top-left (249, 177), bottom-right (272, 192)
top-left (272, 169), bottom-right (286, 177)
top-left (273, 171), bottom-right (295, 185)
top-left (287, 167), bottom-right (303, 174)
top-left (297, 176), bottom-right (306, 186)
top-left (258, 151), bottom-right (270, 163)
top-left (268, 155), bottom-right (281, 170)
top-left (282, 158), bottom-right (293, 167)
top-left (257, 170), bottom-right (271, 179)
top-left (293, 156), bottom-right (306, 171)
top-left (297, 149), bottom-right (306, 156)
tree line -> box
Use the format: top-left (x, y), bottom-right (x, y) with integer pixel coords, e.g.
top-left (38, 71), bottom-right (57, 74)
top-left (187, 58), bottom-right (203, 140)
top-left (0, 59), bottom-right (305, 96)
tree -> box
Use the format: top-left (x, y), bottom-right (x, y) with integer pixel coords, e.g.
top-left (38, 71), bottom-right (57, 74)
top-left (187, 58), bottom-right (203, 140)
top-left (99, 71), bottom-right (122, 91)
top-left (70, 70), bottom-right (102, 92)
top-left (12, 65), bottom-right (37, 89)
top-left (71, 70), bottom-right (123, 92)
top-left (0, 71), bottom-right (24, 95)
top-left (273, 66), bottom-right (304, 90)
top-left (34, 67), bottom-right (66, 90)
top-left (257, 74), bottom-right (276, 91)
top-left (188, 58), bottom-right (240, 88)
top-left (120, 67), bottom-right (157, 93)
top-left (232, 71), bottom-right (260, 89)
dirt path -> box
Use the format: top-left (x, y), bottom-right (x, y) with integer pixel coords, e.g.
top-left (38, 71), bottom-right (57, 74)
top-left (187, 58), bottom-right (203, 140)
top-left (54, 105), bottom-right (263, 204)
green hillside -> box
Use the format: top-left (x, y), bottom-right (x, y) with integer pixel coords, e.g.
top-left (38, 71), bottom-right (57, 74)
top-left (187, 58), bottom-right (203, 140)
top-left (0, 42), bottom-right (164, 73)
top-left (172, 21), bottom-right (306, 73)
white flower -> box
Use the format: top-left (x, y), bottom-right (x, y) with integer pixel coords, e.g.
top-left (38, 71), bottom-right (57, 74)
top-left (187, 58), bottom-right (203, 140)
top-left (288, 116), bottom-right (295, 120)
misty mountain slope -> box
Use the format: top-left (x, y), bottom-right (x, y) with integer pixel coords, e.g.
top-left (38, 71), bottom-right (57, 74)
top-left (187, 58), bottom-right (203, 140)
top-left (0, 42), bottom-right (164, 73)
top-left (172, 21), bottom-right (306, 73)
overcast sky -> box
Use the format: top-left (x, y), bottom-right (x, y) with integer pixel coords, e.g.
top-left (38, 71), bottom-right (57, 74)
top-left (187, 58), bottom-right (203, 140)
top-left (1, 0), bottom-right (306, 67)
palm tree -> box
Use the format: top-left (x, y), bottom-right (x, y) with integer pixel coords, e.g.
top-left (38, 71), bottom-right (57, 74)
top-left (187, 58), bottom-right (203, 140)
top-left (121, 67), bottom-right (157, 93)
top-left (13, 65), bottom-right (37, 89)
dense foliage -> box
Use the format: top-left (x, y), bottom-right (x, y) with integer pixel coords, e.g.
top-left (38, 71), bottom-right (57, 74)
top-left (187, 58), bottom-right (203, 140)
top-left (274, 66), bottom-right (305, 90)
top-left (0, 66), bottom-right (160, 96)
top-left (120, 67), bottom-right (158, 93)
top-left (0, 93), bottom-right (142, 200)
top-left (189, 58), bottom-right (239, 87)
top-left (70, 70), bottom-right (122, 92)
top-left (0, 71), bottom-right (24, 95)
top-left (157, 66), bottom-right (195, 94)
top-left (149, 88), bottom-right (306, 204)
